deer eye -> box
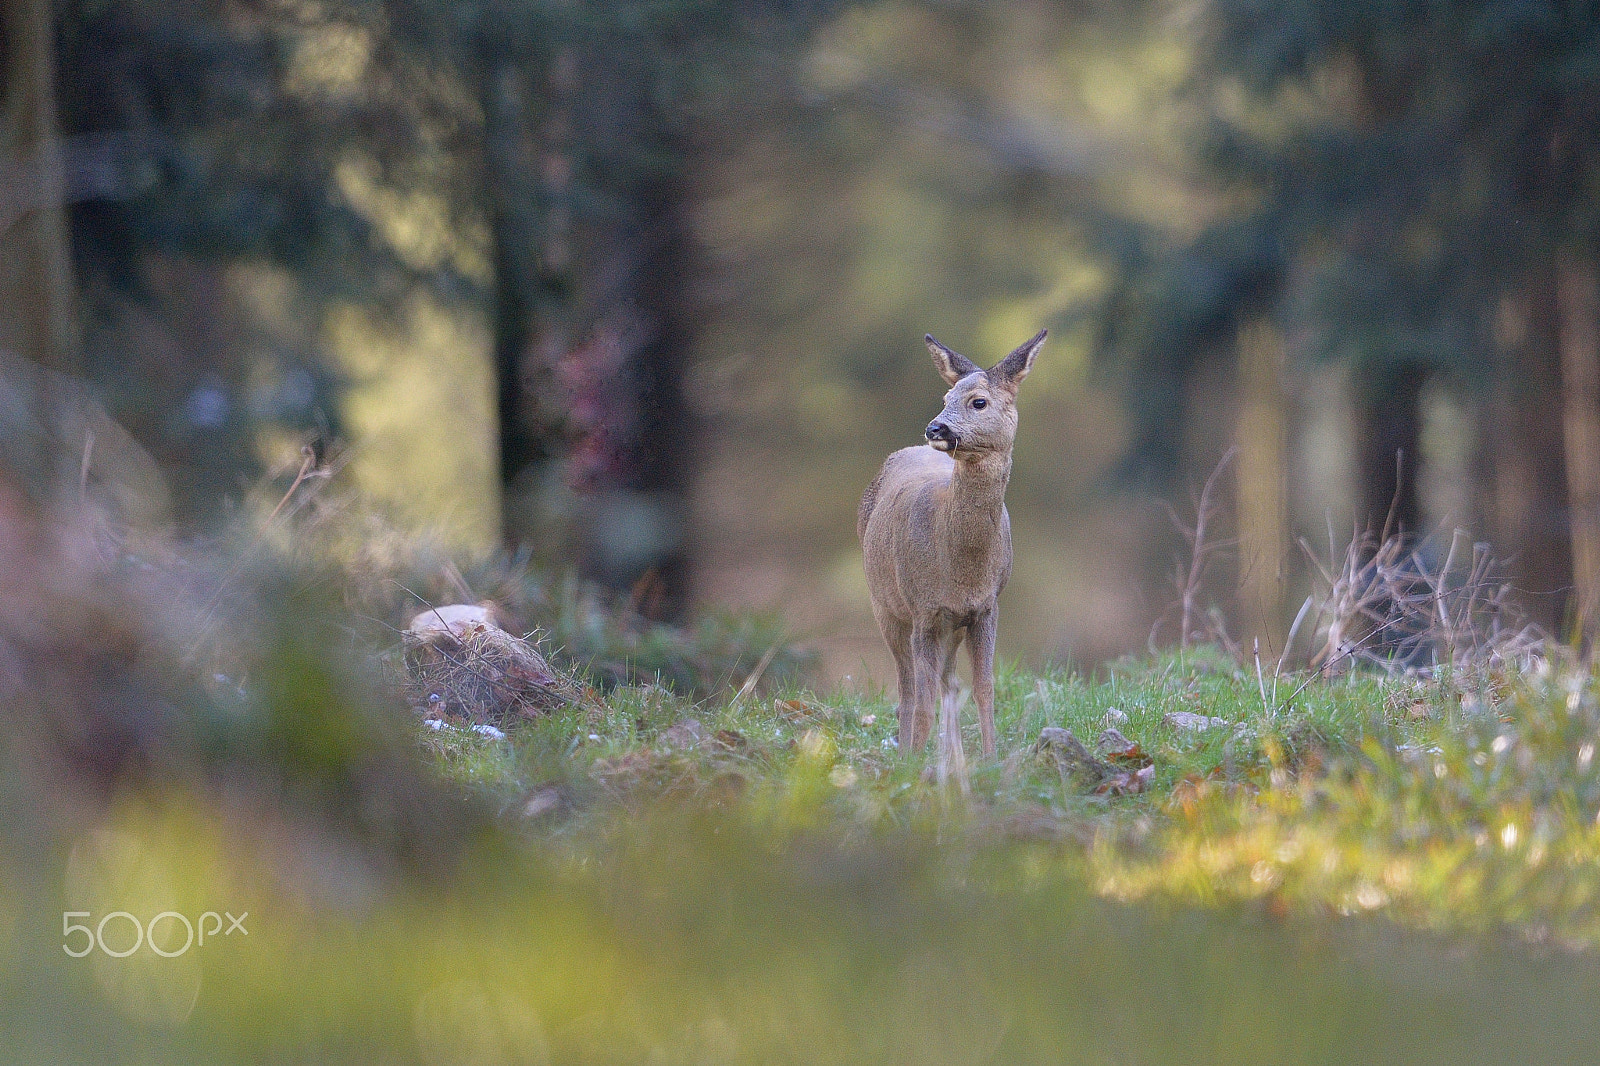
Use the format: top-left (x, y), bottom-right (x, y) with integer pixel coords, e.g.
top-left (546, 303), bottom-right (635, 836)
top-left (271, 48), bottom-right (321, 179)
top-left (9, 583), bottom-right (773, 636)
top-left (971, 397), bottom-right (988, 410)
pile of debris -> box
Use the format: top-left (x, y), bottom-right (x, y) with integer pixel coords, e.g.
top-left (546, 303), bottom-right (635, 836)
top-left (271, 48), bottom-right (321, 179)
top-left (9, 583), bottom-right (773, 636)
top-left (402, 603), bottom-right (583, 728)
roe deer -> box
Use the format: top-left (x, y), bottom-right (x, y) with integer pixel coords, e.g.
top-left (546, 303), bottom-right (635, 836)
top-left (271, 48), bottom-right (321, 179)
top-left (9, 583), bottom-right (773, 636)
top-left (858, 329), bottom-right (1047, 764)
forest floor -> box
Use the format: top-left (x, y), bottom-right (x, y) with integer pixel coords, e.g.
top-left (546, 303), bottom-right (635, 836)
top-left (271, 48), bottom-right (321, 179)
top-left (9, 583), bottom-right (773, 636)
top-left (417, 646), bottom-right (1600, 948)
top-left (14, 499), bottom-right (1600, 1063)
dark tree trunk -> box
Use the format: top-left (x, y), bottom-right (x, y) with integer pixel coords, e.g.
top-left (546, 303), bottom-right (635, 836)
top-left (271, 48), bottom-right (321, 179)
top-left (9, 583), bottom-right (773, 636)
top-left (1559, 252), bottom-right (1600, 644)
top-left (481, 43), bottom-right (694, 618)
top-left (480, 53), bottom-right (573, 540)
top-left (1483, 275), bottom-right (1573, 632)
top-left (1354, 359), bottom-right (1427, 537)
top-left (0, 0), bottom-right (79, 374)
top-left (607, 175), bottom-right (694, 615)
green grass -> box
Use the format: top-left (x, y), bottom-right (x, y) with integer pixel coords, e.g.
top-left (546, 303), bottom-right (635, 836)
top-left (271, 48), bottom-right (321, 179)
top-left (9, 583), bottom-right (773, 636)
top-left (12, 499), bottom-right (1600, 1063)
top-left (409, 649), bottom-right (1600, 951)
top-left (14, 650), bottom-right (1600, 1064)
top-left (421, 651), bottom-right (1408, 831)
top-left (14, 640), bottom-right (1600, 1063)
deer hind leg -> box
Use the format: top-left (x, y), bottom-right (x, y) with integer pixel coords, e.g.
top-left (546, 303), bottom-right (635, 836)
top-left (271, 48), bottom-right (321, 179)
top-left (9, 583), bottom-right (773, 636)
top-left (939, 629), bottom-right (966, 743)
top-left (938, 629), bottom-right (969, 782)
top-left (968, 608), bottom-right (998, 757)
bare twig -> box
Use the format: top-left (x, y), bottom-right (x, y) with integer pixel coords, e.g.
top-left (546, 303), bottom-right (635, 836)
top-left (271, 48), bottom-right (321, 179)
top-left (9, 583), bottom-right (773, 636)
top-left (78, 429), bottom-right (94, 505)
top-left (1297, 524), bottom-right (1544, 683)
top-left (183, 443), bottom-right (333, 663)
top-left (732, 644), bottom-right (780, 705)
top-left (1154, 448), bottom-right (1239, 653)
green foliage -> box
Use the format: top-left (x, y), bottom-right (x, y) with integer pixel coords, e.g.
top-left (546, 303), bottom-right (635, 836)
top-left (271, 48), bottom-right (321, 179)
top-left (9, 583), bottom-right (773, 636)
top-left (413, 650), bottom-right (1407, 839)
top-left (17, 655), bottom-right (1600, 1061)
top-left (11, 488), bottom-right (1600, 1060)
top-left (1096, 0), bottom-right (1600, 485)
top-left (1099, 662), bottom-right (1600, 945)
top-left (406, 645), bottom-right (1600, 958)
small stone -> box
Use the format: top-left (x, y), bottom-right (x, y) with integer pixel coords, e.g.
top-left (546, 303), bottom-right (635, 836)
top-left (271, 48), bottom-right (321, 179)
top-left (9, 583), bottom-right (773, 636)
top-left (1035, 726), bottom-right (1111, 779)
top-left (1103, 707), bottom-right (1128, 727)
top-left (522, 788), bottom-right (562, 819)
top-left (1164, 711), bottom-right (1231, 733)
top-left (661, 718), bottom-right (705, 750)
top-left (1096, 727), bottom-right (1137, 756)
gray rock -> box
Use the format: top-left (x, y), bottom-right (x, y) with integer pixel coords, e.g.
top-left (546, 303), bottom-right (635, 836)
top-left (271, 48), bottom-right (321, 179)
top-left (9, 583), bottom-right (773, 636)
top-left (1164, 710), bottom-right (1231, 733)
top-left (1035, 727), bottom-right (1112, 779)
top-left (1096, 727), bottom-right (1137, 756)
top-left (661, 718), bottom-right (705, 750)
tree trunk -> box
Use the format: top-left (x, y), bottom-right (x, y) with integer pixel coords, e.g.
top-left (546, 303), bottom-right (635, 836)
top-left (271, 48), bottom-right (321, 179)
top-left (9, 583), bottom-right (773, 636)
top-left (0, 0), bottom-right (79, 373)
top-left (481, 53), bottom-right (573, 541)
top-left (1558, 252), bottom-right (1600, 648)
top-left (1354, 359), bottom-right (1427, 537)
top-left (482, 44), bottom-right (694, 617)
top-left (560, 157), bottom-right (694, 618)
top-left (1235, 316), bottom-right (1287, 649)
top-left (1485, 277), bottom-right (1572, 632)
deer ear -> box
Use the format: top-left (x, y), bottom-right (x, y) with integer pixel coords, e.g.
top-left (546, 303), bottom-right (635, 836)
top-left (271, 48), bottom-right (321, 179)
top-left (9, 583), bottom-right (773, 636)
top-left (989, 329), bottom-right (1047, 387)
top-left (926, 334), bottom-right (981, 386)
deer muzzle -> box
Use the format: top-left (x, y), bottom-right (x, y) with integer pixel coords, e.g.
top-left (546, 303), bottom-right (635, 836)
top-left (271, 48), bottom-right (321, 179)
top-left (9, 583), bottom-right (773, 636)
top-left (926, 420), bottom-right (958, 452)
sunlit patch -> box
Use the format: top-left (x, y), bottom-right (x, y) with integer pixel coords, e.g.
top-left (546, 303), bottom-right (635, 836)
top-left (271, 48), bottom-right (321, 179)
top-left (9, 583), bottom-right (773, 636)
top-left (414, 981), bottom-right (550, 1066)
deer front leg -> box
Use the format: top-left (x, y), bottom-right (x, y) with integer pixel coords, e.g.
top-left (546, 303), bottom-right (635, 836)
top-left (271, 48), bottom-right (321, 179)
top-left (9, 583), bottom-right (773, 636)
top-left (910, 624), bottom-right (943, 750)
top-left (879, 614), bottom-right (917, 751)
top-left (937, 629), bottom-right (969, 789)
top-left (968, 608), bottom-right (999, 757)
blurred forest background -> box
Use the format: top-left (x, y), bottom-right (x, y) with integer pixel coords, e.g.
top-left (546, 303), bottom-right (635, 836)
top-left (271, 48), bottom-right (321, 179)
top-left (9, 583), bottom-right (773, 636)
top-left (5, 0), bottom-right (1600, 681)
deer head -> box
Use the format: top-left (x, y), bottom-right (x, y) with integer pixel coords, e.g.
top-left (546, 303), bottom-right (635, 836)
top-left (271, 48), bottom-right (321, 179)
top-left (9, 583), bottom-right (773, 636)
top-left (922, 330), bottom-right (1046, 459)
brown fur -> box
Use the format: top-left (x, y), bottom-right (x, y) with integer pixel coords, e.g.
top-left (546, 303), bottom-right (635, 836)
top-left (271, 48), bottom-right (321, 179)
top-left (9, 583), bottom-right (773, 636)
top-left (859, 329), bottom-right (1046, 758)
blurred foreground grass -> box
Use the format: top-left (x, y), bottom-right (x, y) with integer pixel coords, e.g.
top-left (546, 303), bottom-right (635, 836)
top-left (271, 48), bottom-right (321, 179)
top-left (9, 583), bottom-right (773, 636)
top-left (11, 786), bottom-right (1600, 1065)
top-left (12, 648), bottom-right (1600, 1063)
top-left (8, 495), bottom-right (1600, 1062)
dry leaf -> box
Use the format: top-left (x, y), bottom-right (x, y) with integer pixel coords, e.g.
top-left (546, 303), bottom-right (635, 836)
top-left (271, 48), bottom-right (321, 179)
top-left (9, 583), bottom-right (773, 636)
top-left (713, 729), bottom-right (748, 752)
top-left (775, 696), bottom-right (831, 723)
top-left (1093, 764), bottom-right (1155, 796)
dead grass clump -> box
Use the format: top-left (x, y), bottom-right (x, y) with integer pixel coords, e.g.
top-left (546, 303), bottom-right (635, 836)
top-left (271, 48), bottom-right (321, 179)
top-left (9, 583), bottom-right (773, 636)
top-left (1300, 527), bottom-right (1545, 680)
top-left (403, 604), bottom-right (585, 727)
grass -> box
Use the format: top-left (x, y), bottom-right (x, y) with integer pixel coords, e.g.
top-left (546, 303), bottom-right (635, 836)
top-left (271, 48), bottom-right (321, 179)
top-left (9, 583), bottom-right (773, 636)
top-left (421, 651), bottom-right (1401, 830)
top-left (14, 650), bottom-right (1600, 1064)
top-left (11, 491), bottom-right (1600, 1062)
top-left (413, 644), bottom-right (1600, 947)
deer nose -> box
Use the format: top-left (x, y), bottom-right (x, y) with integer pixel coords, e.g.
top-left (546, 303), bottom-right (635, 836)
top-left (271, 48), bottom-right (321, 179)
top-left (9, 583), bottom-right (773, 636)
top-left (926, 420), bottom-right (954, 443)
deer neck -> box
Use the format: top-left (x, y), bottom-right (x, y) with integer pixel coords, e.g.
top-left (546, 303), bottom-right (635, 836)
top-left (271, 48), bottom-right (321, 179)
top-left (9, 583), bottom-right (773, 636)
top-left (940, 450), bottom-right (1011, 561)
